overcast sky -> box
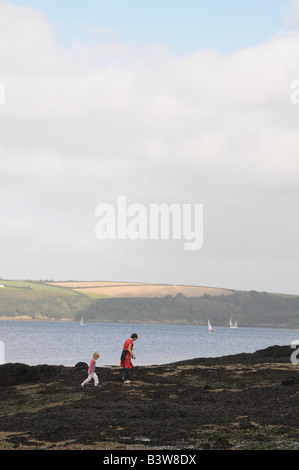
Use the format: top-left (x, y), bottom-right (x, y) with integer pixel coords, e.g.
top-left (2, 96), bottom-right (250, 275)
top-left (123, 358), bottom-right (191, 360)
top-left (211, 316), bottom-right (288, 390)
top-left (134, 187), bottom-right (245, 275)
top-left (0, 0), bottom-right (299, 294)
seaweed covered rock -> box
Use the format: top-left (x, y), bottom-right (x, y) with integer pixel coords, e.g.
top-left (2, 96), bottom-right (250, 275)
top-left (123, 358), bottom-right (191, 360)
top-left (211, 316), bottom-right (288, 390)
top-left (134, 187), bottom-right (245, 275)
top-left (0, 363), bottom-right (67, 386)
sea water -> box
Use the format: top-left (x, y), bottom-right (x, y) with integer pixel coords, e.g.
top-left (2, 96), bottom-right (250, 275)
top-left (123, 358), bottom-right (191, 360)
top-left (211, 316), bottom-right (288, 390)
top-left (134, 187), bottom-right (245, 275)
top-left (0, 320), bottom-right (297, 367)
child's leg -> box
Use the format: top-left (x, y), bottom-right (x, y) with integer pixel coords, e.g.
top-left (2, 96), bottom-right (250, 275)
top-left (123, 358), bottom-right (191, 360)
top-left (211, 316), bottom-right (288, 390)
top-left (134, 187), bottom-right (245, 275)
top-left (92, 372), bottom-right (99, 386)
top-left (81, 373), bottom-right (92, 386)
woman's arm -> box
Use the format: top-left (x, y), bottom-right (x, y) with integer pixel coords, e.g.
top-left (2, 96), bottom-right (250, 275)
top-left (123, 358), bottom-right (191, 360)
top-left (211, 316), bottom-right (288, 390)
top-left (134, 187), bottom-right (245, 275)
top-left (128, 342), bottom-right (136, 360)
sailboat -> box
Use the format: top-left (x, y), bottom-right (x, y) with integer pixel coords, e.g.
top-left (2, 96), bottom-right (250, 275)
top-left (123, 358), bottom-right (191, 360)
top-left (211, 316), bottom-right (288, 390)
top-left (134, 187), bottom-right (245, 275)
top-left (80, 316), bottom-right (87, 326)
top-left (229, 316), bottom-right (238, 328)
top-left (208, 318), bottom-right (215, 333)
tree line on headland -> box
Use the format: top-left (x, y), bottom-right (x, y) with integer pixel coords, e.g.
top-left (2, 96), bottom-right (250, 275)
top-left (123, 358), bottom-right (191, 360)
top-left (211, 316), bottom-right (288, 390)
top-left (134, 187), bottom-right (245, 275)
top-left (0, 280), bottom-right (298, 328)
top-left (77, 290), bottom-right (299, 328)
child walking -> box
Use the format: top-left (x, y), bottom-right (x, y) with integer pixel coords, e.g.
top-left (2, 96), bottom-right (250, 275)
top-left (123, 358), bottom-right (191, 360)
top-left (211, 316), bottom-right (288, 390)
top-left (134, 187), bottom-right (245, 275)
top-left (81, 352), bottom-right (100, 387)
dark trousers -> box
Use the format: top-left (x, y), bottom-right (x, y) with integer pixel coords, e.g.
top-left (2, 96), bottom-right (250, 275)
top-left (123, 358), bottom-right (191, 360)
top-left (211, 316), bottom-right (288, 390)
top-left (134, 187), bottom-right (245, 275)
top-left (123, 368), bottom-right (130, 380)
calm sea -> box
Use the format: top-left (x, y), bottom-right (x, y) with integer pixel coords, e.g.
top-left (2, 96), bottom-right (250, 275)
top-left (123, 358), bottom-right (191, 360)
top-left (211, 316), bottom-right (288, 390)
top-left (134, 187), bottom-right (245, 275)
top-left (0, 320), bottom-right (298, 367)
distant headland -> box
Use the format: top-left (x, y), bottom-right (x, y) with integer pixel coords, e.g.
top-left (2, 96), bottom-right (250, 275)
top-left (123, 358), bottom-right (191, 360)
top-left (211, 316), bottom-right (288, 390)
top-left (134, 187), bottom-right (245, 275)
top-left (0, 279), bottom-right (298, 328)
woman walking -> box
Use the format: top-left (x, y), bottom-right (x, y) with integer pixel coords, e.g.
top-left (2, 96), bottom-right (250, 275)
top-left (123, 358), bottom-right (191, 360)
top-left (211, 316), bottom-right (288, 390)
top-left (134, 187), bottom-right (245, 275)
top-left (120, 333), bottom-right (138, 383)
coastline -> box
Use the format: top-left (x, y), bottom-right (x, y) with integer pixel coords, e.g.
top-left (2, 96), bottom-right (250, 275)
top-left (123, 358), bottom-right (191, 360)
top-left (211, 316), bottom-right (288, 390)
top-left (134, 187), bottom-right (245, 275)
top-left (0, 316), bottom-right (297, 329)
top-left (0, 345), bottom-right (298, 450)
top-left (0, 316), bottom-right (71, 322)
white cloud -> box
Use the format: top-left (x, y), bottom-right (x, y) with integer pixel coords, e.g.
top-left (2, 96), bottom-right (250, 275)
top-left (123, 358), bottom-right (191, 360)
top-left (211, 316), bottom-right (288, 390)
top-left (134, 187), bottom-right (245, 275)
top-left (0, 2), bottom-right (299, 293)
top-left (289, 0), bottom-right (299, 27)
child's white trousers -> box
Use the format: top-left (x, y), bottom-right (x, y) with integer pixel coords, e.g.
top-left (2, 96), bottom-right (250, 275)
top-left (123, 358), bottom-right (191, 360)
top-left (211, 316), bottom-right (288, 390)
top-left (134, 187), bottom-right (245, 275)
top-left (81, 372), bottom-right (99, 386)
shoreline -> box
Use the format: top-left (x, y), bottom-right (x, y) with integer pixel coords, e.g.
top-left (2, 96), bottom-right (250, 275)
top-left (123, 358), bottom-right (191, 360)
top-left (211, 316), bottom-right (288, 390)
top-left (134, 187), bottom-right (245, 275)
top-left (0, 316), bottom-right (297, 329)
top-left (0, 316), bottom-right (72, 322)
top-left (0, 345), bottom-right (298, 450)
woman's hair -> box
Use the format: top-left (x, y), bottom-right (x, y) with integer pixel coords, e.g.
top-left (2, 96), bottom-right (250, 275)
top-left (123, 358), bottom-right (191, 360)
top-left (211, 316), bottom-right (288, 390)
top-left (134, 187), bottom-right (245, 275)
top-left (131, 333), bottom-right (138, 339)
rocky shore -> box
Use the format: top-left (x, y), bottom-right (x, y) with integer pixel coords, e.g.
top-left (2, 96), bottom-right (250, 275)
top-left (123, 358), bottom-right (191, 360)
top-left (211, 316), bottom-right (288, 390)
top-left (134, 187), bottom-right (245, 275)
top-left (0, 345), bottom-right (298, 450)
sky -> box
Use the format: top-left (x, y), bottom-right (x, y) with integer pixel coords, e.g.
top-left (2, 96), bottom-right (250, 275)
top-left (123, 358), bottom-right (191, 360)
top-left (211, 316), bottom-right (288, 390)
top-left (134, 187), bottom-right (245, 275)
top-left (0, 0), bottom-right (299, 294)
top-left (8, 0), bottom-right (291, 55)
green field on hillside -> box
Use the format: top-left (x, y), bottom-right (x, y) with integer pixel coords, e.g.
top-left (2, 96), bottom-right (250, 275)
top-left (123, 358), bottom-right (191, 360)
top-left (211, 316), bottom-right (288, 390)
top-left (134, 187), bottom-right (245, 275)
top-left (0, 279), bottom-right (298, 328)
top-left (0, 280), bottom-right (91, 320)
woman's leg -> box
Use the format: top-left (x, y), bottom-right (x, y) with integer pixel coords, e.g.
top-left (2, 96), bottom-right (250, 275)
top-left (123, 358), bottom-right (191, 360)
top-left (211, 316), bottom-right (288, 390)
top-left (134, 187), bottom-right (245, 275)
top-left (123, 368), bottom-right (130, 381)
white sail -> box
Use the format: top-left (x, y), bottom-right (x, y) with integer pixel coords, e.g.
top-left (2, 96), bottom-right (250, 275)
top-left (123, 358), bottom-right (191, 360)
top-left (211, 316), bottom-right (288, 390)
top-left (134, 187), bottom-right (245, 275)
top-left (80, 316), bottom-right (86, 325)
top-left (230, 316), bottom-right (238, 328)
top-left (208, 318), bottom-right (214, 333)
